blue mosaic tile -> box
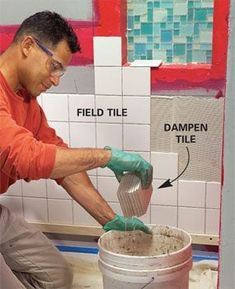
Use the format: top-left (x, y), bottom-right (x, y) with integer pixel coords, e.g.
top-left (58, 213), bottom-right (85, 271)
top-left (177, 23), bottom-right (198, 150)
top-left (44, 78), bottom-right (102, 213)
top-left (127, 0), bottom-right (214, 63)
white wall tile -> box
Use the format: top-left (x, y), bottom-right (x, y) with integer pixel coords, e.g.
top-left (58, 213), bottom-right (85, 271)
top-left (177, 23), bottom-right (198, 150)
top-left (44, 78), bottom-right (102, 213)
top-left (5, 181), bottom-right (22, 196)
top-left (97, 176), bottom-right (119, 202)
top-left (96, 95), bottom-right (123, 123)
top-left (151, 152), bottom-right (178, 179)
top-left (206, 182), bottom-right (221, 209)
top-left (42, 94), bottom-right (68, 121)
top-left (152, 180), bottom-right (177, 206)
top-left (70, 122), bottom-right (96, 148)
top-left (178, 207), bottom-right (205, 234)
top-left (95, 67), bottom-right (122, 95)
top-left (123, 96), bottom-right (150, 124)
top-left (206, 209), bottom-right (220, 235)
top-left (47, 179), bottom-right (71, 199)
top-left (123, 124), bottom-right (150, 151)
top-left (73, 201), bottom-right (99, 226)
top-left (48, 199), bottom-right (73, 224)
top-left (122, 67), bottom-right (150, 96)
top-left (49, 121), bottom-right (70, 145)
top-left (136, 151), bottom-right (151, 163)
top-left (23, 198), bottom-right (48, 223)
top-left (97, 166), bottom-right (116, 177)
top-left (97, 123), bottom-right (122, 149)
top-left (178, 180), bottom-right (206, 207)
top-left (0, 196), bottom-right (23, 216)
top-left (94, 37), bottom-right (122, 66)
top-left (69, 94), bottom-right (95, 122)
top-left (22, 180), bottom-right (47, 198)
top-left (139, 206), bottom-right (151, 224)
top-left (151, 205), bottom-right (177, 227)
top-left (108, 202), bottom-right (123, 216)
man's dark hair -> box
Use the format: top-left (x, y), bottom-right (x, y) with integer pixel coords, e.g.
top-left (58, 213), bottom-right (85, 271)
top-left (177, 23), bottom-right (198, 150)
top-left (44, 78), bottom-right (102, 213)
top-left (13, 11), bottom-right (81, 53)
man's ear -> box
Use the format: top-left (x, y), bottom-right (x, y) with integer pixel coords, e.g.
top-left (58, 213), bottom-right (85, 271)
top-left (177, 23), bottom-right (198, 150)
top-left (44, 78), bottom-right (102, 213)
top-left (20, 36), bottom-right (34, 57)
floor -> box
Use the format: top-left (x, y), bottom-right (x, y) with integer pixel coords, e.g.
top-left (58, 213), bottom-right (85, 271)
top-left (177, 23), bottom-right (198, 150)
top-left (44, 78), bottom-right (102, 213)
top-left (63, 252), bottom-right (218, 289)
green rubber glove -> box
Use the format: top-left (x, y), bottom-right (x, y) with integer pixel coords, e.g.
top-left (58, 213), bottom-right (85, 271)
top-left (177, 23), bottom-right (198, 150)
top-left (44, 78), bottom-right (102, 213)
top-left (103, 215), bottom-right (151, 234)
top-left (104, 146), bottom-right (153, 189)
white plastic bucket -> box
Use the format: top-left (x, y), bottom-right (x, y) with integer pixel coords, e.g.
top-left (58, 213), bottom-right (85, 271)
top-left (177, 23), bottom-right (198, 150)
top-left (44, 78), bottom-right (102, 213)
top-left (98, 225), bottom-right (192, 289)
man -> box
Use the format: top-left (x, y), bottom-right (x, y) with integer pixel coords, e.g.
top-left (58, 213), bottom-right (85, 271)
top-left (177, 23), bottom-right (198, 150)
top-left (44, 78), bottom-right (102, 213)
top-left (0, 11), bottom-right (153, 289)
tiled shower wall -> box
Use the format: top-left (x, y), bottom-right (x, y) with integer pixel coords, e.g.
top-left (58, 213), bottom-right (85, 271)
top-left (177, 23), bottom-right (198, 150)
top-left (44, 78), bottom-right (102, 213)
top-left (0, 37), bottom-right (220, 235)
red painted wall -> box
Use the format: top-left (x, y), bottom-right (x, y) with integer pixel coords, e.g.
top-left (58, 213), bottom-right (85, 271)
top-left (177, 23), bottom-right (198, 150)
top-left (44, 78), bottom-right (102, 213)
top-left (0, 0), bottom-right (229, 93)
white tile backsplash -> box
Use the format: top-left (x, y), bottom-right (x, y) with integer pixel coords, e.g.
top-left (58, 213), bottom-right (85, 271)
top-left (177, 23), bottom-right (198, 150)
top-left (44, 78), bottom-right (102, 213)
top-left (5, 181), bottom-right (22, 196)
top-left (49, 121), bottom-right (70, 145)
top-left (70, 122), bottom-right (96, 148)
top-left (73, 201), bottom-right (99, 226)
top-left (17, 41), bottom-right (221, 240)
top-left (0, 196), bottom-right (23, 216)
top-left (48, 199), bottom-right (73, 224)
top-left (178, 180), bottom-right (206, 208)
top-left (22, 180), bottom-right (47, 198)
top-left (123, 96), bottom-right (150, 124)
top-left (206, 208), bottom-right (220, 235)
top-left (23, 198), bottom-right (48, 223)
top-left (97, 176), bottom-right (119, 202)
top-left (69, 94), bottom-right (95, 122)
top-left (95, 95), bottom-right (123, 123)
top-left (206, 182), bottom-right (221, 209)
top-left (47, 179), bottom-right (71, 199)
top-left (151, 205), bottom-right (177, 227)
top-left (42, 94), bottom-right (68, 121)
top-left (152, 179), bottom-right (177, 206)
top-left (94, 37), bottom-right (122, 66)
top-left (122, 67), bottom-right (150, 96)
top-left (151, 152), bottom-right (178, 180)
top-left (123, 124), bottom-right (150, 151)
top-left (97, 123), bottom-right (122, 149)
top-left (178, 207), bottom-right (205, 234)
top-left (95, 67), bottom-right (122, 95)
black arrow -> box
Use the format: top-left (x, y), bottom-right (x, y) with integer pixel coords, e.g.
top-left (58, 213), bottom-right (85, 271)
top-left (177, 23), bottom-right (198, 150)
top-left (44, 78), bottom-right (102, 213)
top-left (158, 146), bottom-right (190, 189)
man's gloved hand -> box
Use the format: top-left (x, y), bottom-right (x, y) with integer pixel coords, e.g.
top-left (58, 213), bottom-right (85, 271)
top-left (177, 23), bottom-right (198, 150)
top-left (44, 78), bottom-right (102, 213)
top-left (104, 146), bottom-right (153, 189)
top-left (103, 215), bottom-right (151, 234)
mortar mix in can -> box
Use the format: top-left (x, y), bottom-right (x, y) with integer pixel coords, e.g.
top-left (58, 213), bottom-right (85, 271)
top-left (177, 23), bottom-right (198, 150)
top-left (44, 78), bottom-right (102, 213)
top-left (98, 225), bottom-right (192, 289)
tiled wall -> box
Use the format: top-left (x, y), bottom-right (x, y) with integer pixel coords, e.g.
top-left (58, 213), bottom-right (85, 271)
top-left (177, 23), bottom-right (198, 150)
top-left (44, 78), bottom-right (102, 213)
top-left (0, 37), bottom-right (220, 235)
top-left (127, 0), bottom-right (214, 63)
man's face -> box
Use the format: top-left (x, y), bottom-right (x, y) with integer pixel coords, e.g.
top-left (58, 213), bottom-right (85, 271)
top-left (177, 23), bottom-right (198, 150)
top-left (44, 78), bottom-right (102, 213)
top-left (20, 36), bottom-right (72, 97)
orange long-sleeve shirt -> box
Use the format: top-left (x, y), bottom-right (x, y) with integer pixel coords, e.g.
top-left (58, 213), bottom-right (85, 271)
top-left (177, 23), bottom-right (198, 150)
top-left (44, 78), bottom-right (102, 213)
top-left (0, 71), bottom-right (67, 194)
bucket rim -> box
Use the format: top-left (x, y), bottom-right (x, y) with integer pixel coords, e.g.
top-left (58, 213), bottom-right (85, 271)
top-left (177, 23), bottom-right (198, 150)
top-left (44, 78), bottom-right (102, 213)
top-left (98, 224), bottom-right (192, 259)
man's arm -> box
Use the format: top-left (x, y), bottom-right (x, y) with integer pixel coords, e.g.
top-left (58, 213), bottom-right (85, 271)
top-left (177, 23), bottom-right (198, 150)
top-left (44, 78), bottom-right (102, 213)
top-left (50, 147), bottom-right (111, 179)
top-left (61, 171), bottom-right (115, 225)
